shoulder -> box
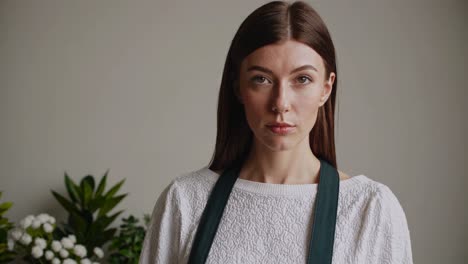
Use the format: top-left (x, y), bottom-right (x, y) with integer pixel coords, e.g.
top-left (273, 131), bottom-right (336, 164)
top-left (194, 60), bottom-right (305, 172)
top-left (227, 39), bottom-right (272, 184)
top-left (154, 166), bottom-right (218, 207)
top-left (373, 181), bottom-right (407, 213)
top-left (172, 166), bottom-right (218, 193)
top-left (339, 173), bottom-right (409, 221)
top-left (149, 168), bottom-right (211, 220)
top-left (352, 174), bottom-right (407, 209)
top-left (340, 175), bottom-right (412, 248)
top-left (159, 166), bottom-right (216, 192)
top-left (336, 176), bottom-right (414, 263)
top-left (361, 179), bottom-right (410, 228)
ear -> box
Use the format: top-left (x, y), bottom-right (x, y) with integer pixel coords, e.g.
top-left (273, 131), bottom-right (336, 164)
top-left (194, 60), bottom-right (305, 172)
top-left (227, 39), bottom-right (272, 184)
top-left (319, 72), bottom-right (335, 107)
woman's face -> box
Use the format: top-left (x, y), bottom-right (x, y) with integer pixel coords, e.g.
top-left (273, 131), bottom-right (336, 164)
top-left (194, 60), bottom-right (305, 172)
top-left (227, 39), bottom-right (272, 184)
top-left (238, 39), bottom-right (335, 152)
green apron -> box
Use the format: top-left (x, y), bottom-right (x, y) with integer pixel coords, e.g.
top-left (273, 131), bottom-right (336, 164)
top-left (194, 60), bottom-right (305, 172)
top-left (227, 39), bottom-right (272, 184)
top-left (188, 158), bottom-right (340, 264)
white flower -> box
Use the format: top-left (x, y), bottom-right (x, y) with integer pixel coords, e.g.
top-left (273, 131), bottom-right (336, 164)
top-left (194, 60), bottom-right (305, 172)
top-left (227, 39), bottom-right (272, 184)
top-left (31, 219), bottom-right (42, 229)
top-left (19, 233), bottom-right (32, 245)
top-left (80, 259), bottom-right (91, 264)
top-left (63, 259), bottom-right (77, 264)
top-left (49, 216), bottom-right (56, 224)
top-left (31, 245), bottom-right (44, 258)
top-left (43, 223), bottom-right (54, 233)
top-left (92, 262), bottom-right (100, 264)
top-left (93, 247), bottom-right (104, 258)
top-left (59, 248), bottom-right (69, 258)
top-left (52, 258), bottom-right (61, 264)
top-left (67, 234), bottom-right (76, 243)
top-left (45, 250), bottom-right (55, 260)
top-left (61, 237), bottom-right (74, 249)
top-left (9, 228), bottom-right (23, 241)
top-left (51, 240), bottom-right (62, 252)
top-left (34, 237), bottom-right (47, 249)
top-left (7, 239), bottom-right (14, 251)
top-left (73, 244), bottom-right (87, 258)
top-left (19, 217), bottom-right (33, 229)
top-left (37, 213), bottom-right (50, 223)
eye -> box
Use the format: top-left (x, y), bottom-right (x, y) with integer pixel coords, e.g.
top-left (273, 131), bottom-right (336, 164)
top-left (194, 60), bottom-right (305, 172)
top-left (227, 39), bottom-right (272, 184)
top-left (250, 75), bottom-right (271, 85)
top-left (296, 75), bottom-right (313, 84)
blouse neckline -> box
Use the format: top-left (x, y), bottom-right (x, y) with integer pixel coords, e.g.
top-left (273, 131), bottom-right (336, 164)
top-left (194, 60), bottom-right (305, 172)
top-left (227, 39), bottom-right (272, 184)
top-left (198, 166), bottom-right (368, 197)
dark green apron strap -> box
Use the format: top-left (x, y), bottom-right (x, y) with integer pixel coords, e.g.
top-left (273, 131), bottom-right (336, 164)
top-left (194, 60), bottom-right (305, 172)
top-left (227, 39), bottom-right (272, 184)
top-left (187, 161), bottom-right (242, 263)
top-left (188, 158), bottom-right (339, 264)
top-left (307, 159), bottom-right (340, 264)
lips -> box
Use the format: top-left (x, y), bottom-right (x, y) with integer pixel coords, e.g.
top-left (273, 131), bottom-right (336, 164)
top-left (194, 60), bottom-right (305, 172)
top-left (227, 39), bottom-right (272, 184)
top-left (266, 122), bottom-right (296, 135)
top-left (267, 125), bottom-right (296, 135)
top-left (266, 122), bottom-right (295, 127)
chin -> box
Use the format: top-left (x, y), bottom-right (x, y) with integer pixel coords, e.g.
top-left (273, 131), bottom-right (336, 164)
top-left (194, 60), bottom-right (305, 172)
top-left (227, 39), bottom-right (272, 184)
top-left (251, 128), bottom-right (301, 151)
top-left (262, 137), bottom-right (297, 152)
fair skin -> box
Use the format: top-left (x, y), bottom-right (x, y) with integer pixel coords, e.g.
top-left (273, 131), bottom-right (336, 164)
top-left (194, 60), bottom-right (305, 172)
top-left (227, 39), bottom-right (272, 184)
top-left (223, 39), bottom-right (350, 184)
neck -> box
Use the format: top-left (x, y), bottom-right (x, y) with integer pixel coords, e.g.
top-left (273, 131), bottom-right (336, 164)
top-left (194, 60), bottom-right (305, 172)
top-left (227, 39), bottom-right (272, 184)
top-left (240, 139), bottom-right (321, 184)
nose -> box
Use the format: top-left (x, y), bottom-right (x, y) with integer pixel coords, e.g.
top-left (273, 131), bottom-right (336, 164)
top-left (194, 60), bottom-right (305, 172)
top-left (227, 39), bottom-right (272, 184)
top-left (271, 81), bottom-right (291, 114)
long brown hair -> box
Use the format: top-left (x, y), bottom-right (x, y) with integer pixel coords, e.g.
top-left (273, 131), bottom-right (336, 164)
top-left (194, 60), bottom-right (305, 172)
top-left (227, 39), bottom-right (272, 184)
top-left (208, 1), bottom-right (339, 172)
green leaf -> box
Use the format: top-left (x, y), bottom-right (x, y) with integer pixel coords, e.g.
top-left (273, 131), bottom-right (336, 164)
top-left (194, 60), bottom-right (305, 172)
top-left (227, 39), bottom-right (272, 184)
top-left (0, 218), bottom-right (8, 226)
top-left (88, 196), bottom-right (106, 213)
top-left (95, 170), bottom-right (109, 198)
top-left (68, 212), bottom-right (87, 242)
top-left (98, 194), bottom-right (127, 217)
top-left (51, 190), bottom-right (80, 215)
top-left (82, 210), bottom-right (94, 225)
top-left (81, 175), bottom-right (95, 192)
top-left (0, 202), bottom-right (12, 210)
top-left (79, 175), bottom-right (95, 209)
top-left (102, 228), bottom-right (117, 242)
top-left (95, 210), bottom-right (123, 230)
top-left (82, 181), bottom-right (93, 208)
top-left (65, 172), bottom-right (81, 204)
top-left (106, 214), bottom-right (148, 264)
top-left (87, 227), bottom-right (116, 250)
top-left (104, 179), bottom-right (125, 198)
top-left (0, 248), bottom-right (16, 263)
top-left (0, 229), bottom-right (7, 241)
top-left (63, 223), bottom-right (74, 234)
top-left (0, 202), bottom-right (12, 215)
top-left (121, 248), bottom-right (133, 258)
top-left (53, 227), bottom-right (66, 240)
top-left (84, 210), bottom-right (121, 250)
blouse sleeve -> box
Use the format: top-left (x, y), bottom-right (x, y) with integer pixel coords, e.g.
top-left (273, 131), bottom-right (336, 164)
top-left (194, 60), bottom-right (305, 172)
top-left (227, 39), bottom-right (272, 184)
top-left (362, 184), bottom-right (414, 264)
top-left (139, 179), bottom-right (182, 264)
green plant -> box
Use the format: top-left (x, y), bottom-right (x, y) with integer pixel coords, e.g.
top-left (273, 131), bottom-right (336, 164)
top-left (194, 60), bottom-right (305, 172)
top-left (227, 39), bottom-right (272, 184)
top-left (108, 214), bottom-right (150, 264)
top-left (0, 192), bottom-right (15, 263)
top-left (51, 170), bottom-right (127, 252)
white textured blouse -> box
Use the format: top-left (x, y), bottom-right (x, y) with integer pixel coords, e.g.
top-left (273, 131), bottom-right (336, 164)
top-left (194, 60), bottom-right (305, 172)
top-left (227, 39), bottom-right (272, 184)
top-left (139, 165), bottom-right (414, 264)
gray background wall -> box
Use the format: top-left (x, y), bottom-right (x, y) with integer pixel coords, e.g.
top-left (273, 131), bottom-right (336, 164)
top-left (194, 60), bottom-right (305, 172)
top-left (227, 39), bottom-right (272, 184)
top-left (1, 0), bottom-right (467, 263)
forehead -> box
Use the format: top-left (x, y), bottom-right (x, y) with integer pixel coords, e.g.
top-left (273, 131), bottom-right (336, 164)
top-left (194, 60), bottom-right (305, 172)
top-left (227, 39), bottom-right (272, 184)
top-left (240, 40), bottom-right (325, 73)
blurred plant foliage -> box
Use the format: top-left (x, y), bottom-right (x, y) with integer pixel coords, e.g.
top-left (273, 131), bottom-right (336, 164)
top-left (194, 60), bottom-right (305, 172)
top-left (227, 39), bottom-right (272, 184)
top-left (0, 192), bottom-right (15, 263)
top-left (51, 170), bottom-right (127, 252)
top-left (108, 214), bottom-right (150, 264)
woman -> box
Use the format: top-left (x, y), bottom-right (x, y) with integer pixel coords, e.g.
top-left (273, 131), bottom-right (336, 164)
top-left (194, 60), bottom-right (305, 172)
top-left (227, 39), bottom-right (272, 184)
top-left (140, 1), bottom-right (413, 263)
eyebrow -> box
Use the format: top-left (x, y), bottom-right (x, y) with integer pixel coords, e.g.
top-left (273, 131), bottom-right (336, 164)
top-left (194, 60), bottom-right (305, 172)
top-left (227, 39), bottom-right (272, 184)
top-left (246, 64), bottom-right (318, 74)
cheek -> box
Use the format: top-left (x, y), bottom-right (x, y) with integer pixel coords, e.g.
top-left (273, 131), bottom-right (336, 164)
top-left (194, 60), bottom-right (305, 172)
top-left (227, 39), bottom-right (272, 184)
top-left (243, 96), bottom-right (266, 121)
top-left (296, 95), bottom-right (321, 126)
top-left (241, 95), bottom-right (270, 132)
